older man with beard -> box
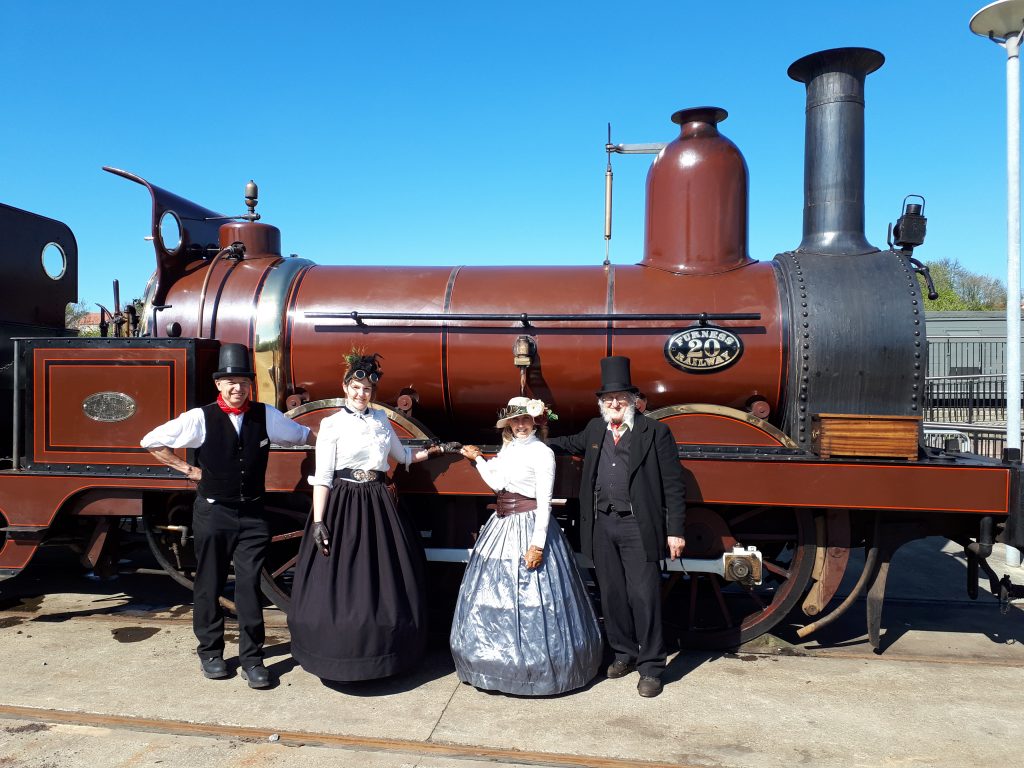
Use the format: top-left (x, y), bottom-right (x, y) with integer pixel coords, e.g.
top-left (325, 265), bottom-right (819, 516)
top-left (548, 356), bottom-right (685, 698)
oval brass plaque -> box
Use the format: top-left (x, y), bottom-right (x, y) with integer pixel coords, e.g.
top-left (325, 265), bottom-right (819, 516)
top-left (82, 391), bottom-right (137, 422)
top-left (665, 325), bottom-right (744, 374)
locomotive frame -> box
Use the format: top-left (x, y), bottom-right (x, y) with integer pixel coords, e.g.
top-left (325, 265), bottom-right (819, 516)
top-left (1, 46), bottom-right (1023, 652)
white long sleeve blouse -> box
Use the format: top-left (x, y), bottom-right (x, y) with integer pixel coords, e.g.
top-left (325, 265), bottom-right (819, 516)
top-left (310, 405), bottom-right (413, 487)
top-left (473, 434), bottom-right (555, 550)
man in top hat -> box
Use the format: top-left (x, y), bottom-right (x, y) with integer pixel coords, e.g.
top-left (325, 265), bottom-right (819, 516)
top-left (141, 343), bottom-right (313, 689)
top-left (548, 356), bottom-right (685, 698)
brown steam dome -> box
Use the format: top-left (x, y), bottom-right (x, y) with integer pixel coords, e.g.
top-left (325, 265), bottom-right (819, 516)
top-left (642, 107), bottom-right (752, 275)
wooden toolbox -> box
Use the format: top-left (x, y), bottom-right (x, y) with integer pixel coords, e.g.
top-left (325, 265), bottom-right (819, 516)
top-left (811, 414), bottom-right (921, 461)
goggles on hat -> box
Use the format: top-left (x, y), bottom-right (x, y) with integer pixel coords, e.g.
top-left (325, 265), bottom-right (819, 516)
top-left (350, 369), bottom-right (380, 383)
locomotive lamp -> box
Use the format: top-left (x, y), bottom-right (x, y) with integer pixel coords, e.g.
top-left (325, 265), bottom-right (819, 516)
top-left (888, 196), bottom-right (939, 300)
top-left (890, 195), bottom-right (927, 251)
top-left (971, 0), bottom-right (1024, 567)
top-left (513, 335), bottom-right (536, 368)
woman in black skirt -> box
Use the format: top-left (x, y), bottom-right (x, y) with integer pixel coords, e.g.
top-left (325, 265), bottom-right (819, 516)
top-left (288, 353), bottom-right (441, 681)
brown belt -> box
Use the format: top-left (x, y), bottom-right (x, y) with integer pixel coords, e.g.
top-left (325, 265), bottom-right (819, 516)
top-left (493, 491), bottom-right (538, 517)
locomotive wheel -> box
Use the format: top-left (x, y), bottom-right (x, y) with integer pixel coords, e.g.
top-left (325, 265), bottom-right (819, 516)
top-left (259, 496), bottom-right (313, 613)
top-left (142, 494), bottom-right (236, 612)
top-left (259, 401), bottom-right (436, 613)
top-left (663, 504), bottom-right (816, 650)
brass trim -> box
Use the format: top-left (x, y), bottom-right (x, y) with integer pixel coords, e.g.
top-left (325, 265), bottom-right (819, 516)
top-left (253, 257), bottom-right (314, 408)
top-left (284, 398), bottom-right (435, 440)
top-left (646, 403), bottom-right (799, 449)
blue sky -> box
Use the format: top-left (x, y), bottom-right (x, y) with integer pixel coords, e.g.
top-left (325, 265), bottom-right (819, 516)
top-left (0, 1), bottom-right (1015, 309)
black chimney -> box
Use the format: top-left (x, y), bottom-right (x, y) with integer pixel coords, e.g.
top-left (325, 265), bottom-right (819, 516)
top-left (788, 47), bottom-right (885, 256)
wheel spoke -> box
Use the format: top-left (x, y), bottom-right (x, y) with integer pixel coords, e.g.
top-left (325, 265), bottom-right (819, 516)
top-left (264, 505), bottom-right (308, 523)
top-left (709, 577), bottom-right (733, 628)
top-left (744, 587), bottom-right (767, 610)
top-left (762, 560), bottom-right (790, 579)
top-left (271, 555), bottom-right (298, 580)
top-left (688, 577), bottom-right (698, 631)
top-left (726, 507), bottom-right (766, 527)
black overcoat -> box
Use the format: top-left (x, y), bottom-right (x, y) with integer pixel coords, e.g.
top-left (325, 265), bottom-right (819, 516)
top-left (549, 413), bottom-right (686, 563)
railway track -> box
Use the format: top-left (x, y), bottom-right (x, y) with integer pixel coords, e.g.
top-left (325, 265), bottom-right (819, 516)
top-left (0, 704), bottom-right (700, 768)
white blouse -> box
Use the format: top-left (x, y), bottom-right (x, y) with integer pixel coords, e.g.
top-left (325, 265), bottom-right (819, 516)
top-left (310, 404), bottom-right (413, 487)
top-left (473, 434), bottom-right (555, 550)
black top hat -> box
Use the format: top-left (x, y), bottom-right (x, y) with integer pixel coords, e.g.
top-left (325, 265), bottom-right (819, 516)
top-left (595, 355), bottom-right (639, 396)
top-left (212, 343), bottom-right (255, 380)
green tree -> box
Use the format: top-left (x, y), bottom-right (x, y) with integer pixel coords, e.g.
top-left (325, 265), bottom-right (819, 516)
top-left (65, 300), bottom-right (91, 329)
top-left (921, 258), bottom-right (1009, 311)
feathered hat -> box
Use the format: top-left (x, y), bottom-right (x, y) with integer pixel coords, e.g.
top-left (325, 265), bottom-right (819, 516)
top-left (343, 350), bottom-right (383, 384)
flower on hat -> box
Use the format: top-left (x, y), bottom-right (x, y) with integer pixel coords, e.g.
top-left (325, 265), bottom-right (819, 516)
top-left (495, 396), bottom-right (558, 427)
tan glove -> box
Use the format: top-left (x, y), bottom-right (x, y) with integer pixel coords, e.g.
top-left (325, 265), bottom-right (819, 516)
top-left (524, 545), bottom-right (543, 570)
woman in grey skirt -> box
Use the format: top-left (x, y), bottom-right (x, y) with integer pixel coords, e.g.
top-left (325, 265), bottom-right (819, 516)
top-left (451, 397), bottom-right (602, 695)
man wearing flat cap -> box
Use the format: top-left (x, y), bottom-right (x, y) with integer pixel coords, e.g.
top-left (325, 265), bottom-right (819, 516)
top-left (549, 355), bottom-right (685, 698)
top-left (141, 343), bottom-right (313, 689)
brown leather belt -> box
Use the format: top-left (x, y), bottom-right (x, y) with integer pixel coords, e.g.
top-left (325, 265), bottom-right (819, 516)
top-left (494, 491), bottom-right (538, 517)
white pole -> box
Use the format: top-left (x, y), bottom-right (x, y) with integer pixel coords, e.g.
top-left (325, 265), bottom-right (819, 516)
top-left (1006, 30), bottom-right (1023, 567)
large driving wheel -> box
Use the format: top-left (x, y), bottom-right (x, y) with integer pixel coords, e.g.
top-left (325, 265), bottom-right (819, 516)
top-left (663, 504), bottom-right (816, 650)
top-left (259, 399), bottom-right (436, 613)
top-left (143, 492), bottom-right (239, 612)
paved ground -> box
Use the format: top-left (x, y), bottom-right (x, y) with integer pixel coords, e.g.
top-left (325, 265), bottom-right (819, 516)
top-left (0, 538), bottom-right (1021, 767)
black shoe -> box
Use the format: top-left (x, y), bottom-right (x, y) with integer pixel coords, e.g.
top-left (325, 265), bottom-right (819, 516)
top-left (240, 663), bottom-right (271, 689)
top-left (199, 655), bottom-right (229, 680)
top-left (637, 676), bottom-right (663, 698)
top-left (606, 660), bottom-right (636, 679)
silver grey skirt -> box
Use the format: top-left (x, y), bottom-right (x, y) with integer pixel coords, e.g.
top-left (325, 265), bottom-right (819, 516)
top-left (449, 510), bottom-right (602, 695)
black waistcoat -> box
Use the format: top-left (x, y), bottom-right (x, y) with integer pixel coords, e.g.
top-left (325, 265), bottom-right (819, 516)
top-left (196, 402), bottom-right (269, 502)
top-left (595, 427), bottom-right (631, 512)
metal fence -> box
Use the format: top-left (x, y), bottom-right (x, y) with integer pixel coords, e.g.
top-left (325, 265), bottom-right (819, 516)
top-left (927, 337), bottom-right (1009, 377)
top-left (923, 373), bottom-right (1010, 424)
top-left (922, 423), bottom-right (1014, 459)
top-left (921, 337), bottom-right (1022, 458)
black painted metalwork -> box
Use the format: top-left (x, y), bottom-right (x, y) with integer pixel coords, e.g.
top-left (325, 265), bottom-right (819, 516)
top-left (774, 249), bottom-right (926, 448)
top-left (306, 311), bottom-right (761, 327)
top-left (788, 47), bottom-right (885, 257)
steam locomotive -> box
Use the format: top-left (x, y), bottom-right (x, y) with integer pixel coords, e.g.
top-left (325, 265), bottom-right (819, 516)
top-left (1, 47), bottom-right (1021, 650)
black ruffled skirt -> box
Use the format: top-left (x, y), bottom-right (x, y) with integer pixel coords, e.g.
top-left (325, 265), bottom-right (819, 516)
top-left (288, 479), bottom-right (427, 681)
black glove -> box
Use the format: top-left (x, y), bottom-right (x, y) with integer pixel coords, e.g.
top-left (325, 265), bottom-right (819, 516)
top-left (311, 521), bottom-right (331, 557)
top-left (424, 440), bottom-right (462, 457)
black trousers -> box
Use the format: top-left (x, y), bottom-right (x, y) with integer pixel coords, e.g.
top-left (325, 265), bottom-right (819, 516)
top-left (593, 508), bottom-right (665, 678)
top-left (191, 497), bottom-right (269, 667)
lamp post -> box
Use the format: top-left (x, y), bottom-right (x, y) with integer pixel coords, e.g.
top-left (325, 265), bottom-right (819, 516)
top-left (971, 0), bottom-right (1024, 568)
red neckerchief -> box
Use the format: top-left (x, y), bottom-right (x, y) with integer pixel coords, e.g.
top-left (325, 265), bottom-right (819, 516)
top-left (610, 422), bottom-right (627, 445)
top-left (217, 393), bottom-right (250, 416)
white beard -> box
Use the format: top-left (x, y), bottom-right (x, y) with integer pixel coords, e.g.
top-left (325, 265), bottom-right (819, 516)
top-left (600, 403), bottom-right (636, 426)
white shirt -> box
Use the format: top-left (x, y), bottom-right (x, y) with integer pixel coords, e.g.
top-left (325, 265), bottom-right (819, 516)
top-left (310, 405), bottom-right (413, 487)
top-left (140, 403), bottom-right (311, 449)
top-left (473, 433), bottom-right (555, 550)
